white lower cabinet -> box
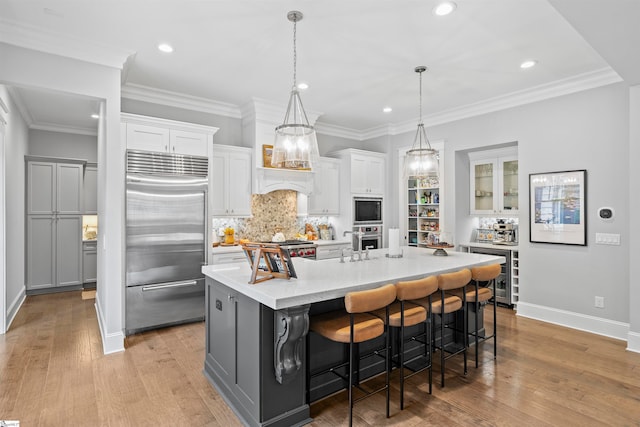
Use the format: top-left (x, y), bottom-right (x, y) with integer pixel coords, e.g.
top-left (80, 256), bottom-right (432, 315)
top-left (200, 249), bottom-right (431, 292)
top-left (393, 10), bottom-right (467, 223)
top-left (27, 215), bottom-right (83, 290)
top-left (315, 241), bottom-right (351, 260)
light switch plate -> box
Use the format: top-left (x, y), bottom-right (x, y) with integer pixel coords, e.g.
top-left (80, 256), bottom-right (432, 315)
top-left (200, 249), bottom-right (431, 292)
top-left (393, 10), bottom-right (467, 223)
top-left (595, 233), bottom-right (620, 245)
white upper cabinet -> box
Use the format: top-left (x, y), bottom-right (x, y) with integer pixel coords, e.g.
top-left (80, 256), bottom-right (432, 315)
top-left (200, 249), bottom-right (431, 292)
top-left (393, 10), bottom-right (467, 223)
top-left (469, 147), bottom-right (518, 215)
top-left (122, 113), bottom-right (217, 157)
top-left (308, 157), bottom-right (340, 215)
top-left (332, 149), bottom-right (386, 196)
top-left (170, 129), bottom-right (209, 156)
top-left (211, 145), bottom-right (252, 217)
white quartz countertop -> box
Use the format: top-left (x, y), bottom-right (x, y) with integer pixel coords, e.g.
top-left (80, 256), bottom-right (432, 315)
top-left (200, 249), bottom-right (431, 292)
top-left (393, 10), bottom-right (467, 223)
top-left (460, 242), bottom-right (519, 250)
top-left (211, 239), bottom-right (351, 254)
top-left (202, 246), bottom-right (505, 310)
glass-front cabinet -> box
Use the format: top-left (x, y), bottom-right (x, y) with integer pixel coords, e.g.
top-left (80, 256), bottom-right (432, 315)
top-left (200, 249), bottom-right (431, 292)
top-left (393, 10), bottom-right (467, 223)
top-left (469, 147), bottom-right (518, 215)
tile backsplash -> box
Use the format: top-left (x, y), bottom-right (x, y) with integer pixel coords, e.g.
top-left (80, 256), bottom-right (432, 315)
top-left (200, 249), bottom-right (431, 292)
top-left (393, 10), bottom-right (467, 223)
top-left (212, 190), bottom-right (299, 242)
top-left (244, 190), bottom-right (299, 241)
top-left (212, 190), bottom-right (338, 242)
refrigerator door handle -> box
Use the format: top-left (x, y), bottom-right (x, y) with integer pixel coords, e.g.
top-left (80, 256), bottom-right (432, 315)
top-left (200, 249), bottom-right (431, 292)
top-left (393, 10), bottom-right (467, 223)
top-left (142, 280), bottom-right (199, 292)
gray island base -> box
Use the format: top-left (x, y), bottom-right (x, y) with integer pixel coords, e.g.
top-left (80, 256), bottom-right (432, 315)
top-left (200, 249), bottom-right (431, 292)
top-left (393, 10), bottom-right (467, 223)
top-left (202, 247), bottom-right (505, 427)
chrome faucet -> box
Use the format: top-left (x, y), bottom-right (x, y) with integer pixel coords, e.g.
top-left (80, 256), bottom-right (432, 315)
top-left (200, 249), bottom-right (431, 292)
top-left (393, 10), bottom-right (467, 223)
top-left (343, 228), bottom-right (365, 261)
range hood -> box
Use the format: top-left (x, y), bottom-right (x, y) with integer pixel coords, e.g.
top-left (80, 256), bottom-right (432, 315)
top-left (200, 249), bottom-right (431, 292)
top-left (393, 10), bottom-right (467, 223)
top-left (242, 98), bottom-right (322, 196)
top-left (255, 167), bottom-right (315, 195)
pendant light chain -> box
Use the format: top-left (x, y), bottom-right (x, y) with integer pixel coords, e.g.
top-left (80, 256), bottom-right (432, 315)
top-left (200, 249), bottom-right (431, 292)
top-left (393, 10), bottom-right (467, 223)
top-left (419, 68), bottom-right (423, 126)
top-left (292, 15), bottom-right (297, 88)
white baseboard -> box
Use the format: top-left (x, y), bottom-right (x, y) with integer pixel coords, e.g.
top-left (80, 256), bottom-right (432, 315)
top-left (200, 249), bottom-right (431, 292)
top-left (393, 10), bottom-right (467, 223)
top-left (6, 287), bottom-right (26, 331)
top-left (627, 331), bottom-right (640, 353)
top-left (516, 302), bottom-right (629, 342)
top-left (95, 294), bottom-right (125, 355)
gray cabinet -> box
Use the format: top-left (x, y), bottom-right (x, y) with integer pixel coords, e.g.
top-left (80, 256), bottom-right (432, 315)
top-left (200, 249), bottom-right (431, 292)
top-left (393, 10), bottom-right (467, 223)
top-left (27, 215), bottom-right (83, 290)
top-left (83, 163), bottom-right (97, 214)
top-left (205, 278), bottom-right (308, 426)
top-left (26, 157), bottom-right (84, 291)
top-left (27, 160), bottom-right (84, 215)
top-left (82, 241), bottom-right (97, 285)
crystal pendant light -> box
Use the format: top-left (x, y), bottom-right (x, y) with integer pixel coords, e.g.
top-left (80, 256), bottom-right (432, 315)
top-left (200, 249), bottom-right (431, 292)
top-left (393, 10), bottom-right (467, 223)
top-left (272, 11), bottom-right (319, 170)
top-left (403, 66), bottom-right (439, 179)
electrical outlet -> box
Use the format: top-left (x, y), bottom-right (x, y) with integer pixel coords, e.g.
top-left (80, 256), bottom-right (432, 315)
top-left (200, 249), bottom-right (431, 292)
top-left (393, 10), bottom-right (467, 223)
top-left (595, 296), bottom-right (605, 308)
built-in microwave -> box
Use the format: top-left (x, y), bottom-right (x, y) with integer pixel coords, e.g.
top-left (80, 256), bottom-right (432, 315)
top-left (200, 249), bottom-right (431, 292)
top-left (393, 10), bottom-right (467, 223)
top-left (353, 197), bottom-right (382, 225)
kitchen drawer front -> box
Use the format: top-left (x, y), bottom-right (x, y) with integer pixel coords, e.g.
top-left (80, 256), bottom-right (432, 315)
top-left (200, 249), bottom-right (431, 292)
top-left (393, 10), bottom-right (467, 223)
top-left (126, 278), bottom-right (205, 334)
top-left (316, 244), bottom-right (350, 260)
top-left (83, 241), bottom-right (98, 251)
top-left (212, 252), bottom-right (247, 265)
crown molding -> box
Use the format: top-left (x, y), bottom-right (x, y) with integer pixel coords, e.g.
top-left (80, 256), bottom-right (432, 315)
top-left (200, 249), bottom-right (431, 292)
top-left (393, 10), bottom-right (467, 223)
top-left (0, 18), bottom-right (133, 69)
top-left (318, 66), bottom-right (622, 140)
top-left (119, 67), bottom-right (620, 142)
top-left (30, 122), bottom-right (97, 136)
top-left (6, 86), bottom-right (33, 126)
top-left (7, 86), bottom-right (96, 135)
top-left (242, 97), bottom-right (322, 126)
top-left (122, 83), bottom-right (242, 119)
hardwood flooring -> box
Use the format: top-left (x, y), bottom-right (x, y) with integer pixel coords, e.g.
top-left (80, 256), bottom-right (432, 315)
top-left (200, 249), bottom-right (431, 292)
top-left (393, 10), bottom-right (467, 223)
top-left (1, 291), bottom-right (639, 426)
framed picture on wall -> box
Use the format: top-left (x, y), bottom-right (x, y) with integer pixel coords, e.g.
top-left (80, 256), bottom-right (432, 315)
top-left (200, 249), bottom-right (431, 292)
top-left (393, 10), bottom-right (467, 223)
top-left (529, 169), bottom-right (587, 245)
top-left (262, 144), bottom-right (274, 168)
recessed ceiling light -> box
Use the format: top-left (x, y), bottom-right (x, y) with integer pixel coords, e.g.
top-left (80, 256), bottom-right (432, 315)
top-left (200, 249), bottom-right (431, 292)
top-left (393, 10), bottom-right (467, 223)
top-left (157, 43), bottom-right (174, 53)
top-left (297, 82), bottom-right (309, 90)
top-left (91, 114), bottom-right (99, 119)
top-left (383, 107), bottom-right (393, 113)
top-left (520, 59), bottom-right (537, 69)
top-left (433, 1), bottom-right (457, 16)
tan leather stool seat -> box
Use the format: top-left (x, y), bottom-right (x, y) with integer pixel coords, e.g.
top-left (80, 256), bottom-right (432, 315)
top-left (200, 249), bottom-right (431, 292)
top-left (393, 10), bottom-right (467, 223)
top-left (448, 285), bottom-right (492, 303)
top-left (308, 283), bottom-right (396, 426)
top-left (372, 301), bottom-right (426, 328)
top-left (311, 311), bottom-right (384, 343)
top-left (413, 294), bottom-right (462, 314)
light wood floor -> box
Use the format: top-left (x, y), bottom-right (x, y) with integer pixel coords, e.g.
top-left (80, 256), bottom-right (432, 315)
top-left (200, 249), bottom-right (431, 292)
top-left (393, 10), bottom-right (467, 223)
top-left (1, 291), bottom-right (639, 426)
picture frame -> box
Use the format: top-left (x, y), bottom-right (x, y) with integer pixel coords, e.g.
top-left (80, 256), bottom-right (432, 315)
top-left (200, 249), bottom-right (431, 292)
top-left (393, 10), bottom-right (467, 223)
top-left (262, 144), bottom-right (274, 168)
top-left (529, 169), bottom-right (587, 246)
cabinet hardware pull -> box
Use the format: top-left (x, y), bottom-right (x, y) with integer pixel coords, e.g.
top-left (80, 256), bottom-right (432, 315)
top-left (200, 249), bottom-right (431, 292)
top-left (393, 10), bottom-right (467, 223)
top-left (141, 280), bottom-right (198, 291)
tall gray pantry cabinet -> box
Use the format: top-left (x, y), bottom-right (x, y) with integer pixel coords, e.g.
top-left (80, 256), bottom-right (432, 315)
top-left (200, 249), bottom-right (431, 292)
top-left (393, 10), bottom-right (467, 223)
top-left (26, 157), bottom-right (84, 291)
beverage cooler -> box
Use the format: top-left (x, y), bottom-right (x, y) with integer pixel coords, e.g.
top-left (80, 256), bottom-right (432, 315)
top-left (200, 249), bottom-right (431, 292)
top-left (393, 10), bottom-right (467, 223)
top-left (468, 247), bottom-right (512, 305)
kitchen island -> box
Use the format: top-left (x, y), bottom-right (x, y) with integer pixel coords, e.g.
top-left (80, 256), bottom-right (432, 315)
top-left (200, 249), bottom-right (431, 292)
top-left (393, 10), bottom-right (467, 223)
top-left (202, 246), bottom-right (505, 427)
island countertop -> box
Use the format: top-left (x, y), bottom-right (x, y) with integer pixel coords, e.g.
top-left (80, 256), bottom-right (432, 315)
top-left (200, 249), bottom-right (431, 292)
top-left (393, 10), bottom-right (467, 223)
top-left (202, 246), bottom-right (505, 310)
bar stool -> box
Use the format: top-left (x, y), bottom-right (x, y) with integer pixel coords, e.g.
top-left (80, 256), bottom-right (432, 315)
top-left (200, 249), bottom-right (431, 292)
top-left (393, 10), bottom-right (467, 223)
top-left (412, 268), bottom-right (471, 387)
top-left (372, 275), bottom-right (438, 409)
top-left (309, 284), bottom-right (396, 427)
top-left (466, 264), bottom-right (501, 367)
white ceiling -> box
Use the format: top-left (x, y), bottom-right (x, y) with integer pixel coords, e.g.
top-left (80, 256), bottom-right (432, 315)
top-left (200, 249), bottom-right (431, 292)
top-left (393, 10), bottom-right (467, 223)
top-left (0, 0), bottom-right (638, 137)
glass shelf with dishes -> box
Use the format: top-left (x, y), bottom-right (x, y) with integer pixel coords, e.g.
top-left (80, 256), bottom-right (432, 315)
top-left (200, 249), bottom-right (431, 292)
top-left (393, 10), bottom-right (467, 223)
top-left (407, 177), bottom-right (440, 247)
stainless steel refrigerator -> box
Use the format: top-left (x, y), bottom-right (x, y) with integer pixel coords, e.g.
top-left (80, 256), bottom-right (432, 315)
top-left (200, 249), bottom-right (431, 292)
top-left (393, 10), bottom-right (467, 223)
top-left (125, 150), bottom-right (208, 335)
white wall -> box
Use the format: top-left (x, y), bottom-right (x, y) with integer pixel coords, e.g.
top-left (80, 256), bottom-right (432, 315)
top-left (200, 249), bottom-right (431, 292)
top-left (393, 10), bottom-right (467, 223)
top-left (629, 85), bottom-right (640, 352)
top-left (383, 82), bottom-right (631, 339)
top-left (0, 85), bottom-right (28, 331)
top-left (0, 42), bottom-right (125, 354)
top-left (29, 129), bottom-right (97, 162)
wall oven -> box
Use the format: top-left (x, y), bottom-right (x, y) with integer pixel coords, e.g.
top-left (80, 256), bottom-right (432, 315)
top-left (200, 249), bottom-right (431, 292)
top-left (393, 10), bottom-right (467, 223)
top-left (353, 197), bottom-right (382, 225)
top-left (352, 225), bottom-right (383, 251)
